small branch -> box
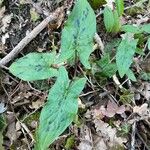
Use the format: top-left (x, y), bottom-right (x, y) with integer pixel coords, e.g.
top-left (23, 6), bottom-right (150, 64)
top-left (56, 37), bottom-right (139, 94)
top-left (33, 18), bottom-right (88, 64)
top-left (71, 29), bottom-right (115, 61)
top-left (94, 33), bottom-right (104, 54)
top-left (0, 7), bottom-right (64, 67)
top-left (130, 122), bottom-right (136, 150)
top-left (124, 0), bottom-right (148, 10)
top-left (113, 75), bottom-right (123, 89)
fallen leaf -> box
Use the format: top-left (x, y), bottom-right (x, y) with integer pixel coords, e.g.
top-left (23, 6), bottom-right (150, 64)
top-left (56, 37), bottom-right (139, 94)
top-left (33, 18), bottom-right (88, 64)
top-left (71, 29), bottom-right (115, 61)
top-left (0, 6), bottom-right (5, 20)
top-left (93, 136), bottom-right (107, 150)
top-left (30, 8), bottom-right (40, 22)
top-left (94, 101), bottom-right (125, 118)
top-left (6, 121), bottom-right (18, 144)
top-left (94, 119), bottom-right (127, 149)
top-left (31, 99), bottom-right (45, 109)
top-left (143, 82), bottom-right (150, 100)
top-left (133, 103), bottom-right (150, 117)
top-left (1, 13), bottom-right (12, 32)
top-left (78, 125), bottom-right (93, 150)
top-left (0, 103), bottom-right (7, 114)
top-left (1, 32), bottom-right (9, 44)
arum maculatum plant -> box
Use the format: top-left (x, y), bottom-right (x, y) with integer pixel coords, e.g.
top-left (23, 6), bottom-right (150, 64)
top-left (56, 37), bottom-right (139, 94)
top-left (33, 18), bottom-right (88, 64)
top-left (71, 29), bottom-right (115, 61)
top-left (9, 0), bottom-right (150, 149)
top-left (9, 0), bottom-right (96, 149)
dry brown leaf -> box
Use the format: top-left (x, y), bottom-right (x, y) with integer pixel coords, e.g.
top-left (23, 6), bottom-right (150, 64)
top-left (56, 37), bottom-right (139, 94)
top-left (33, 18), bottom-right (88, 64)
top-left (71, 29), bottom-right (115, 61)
top-left (136, 15), bottom-right (149, 25)
top-left (93, 136), bottom-right (107, 150)
top-left (31, 99), bottom-right (45, 109)
top-left (78, 125), bottom-right (93, 150)
top-left (0, 6), bottom-right (5, 20)
top-left (1, 13), bottom-right (12, 32)
top-left (6, 113), bottom-right (19, 145)
top-left (94, 101), bottom-right (125, 118)
top-left (143, 83), bottom-right (150, 100)
top-left (2, 33), bottom-right (9, 44)
top-left (133, 103), bottom-right (150, 117)
top-left (94, 119), bottom-right (126, 149)
top-left (138, 82), bottom-right (150, 100)
top-left (78, 98), bottom-right (86, 109)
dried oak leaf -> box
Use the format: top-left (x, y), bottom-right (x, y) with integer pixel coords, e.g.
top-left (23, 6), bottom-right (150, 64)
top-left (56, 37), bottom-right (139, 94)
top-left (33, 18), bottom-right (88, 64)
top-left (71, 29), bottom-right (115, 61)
top-left (94, 101), bottom-right (125, 118)
top-left (78, 125), bottom-right (93, 150)
top-left (94, 119), bottom-right (127, 148)
top-left (1, 13), bottom-right (12, 32)
top-left (143, 82), bottom-right (150, 100)
top-left (93, 136), bottom-right (107, 150)
top-left (133, 103), bottom-right (150, 117)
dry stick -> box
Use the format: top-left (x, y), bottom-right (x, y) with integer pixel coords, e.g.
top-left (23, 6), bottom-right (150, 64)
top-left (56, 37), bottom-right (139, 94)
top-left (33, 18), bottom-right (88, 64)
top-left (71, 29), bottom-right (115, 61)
top-left (137, 132), bottom-right (150, 150)
top-left (131, 122), bottom-right (136, 150)
top-left (94, 33), bottom-right (104, 54)
top-left (0, 7), bottom-right (63, 67)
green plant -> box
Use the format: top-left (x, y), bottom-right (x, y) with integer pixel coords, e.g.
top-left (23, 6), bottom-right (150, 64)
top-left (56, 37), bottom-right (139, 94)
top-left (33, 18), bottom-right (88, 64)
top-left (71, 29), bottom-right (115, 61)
top-left (9, 0), bottom-right (95, 149)
top-left (116, 33), bottom-right (138, 77)
top-left (35, 67), bottom-right (86, 149)
top-left (8, 0), bottom-right (150, 149)
top-left (58, 0), bottom-right (96, 69)
top-left (103, 0), bottom-right (124, 33)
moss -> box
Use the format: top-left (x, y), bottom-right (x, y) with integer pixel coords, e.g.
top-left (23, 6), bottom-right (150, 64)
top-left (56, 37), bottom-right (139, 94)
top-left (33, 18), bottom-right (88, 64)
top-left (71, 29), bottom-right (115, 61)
top-left (88, 0), bottom-right (106, 10)
top-left (23, 111), bottom-right (40, 126)
top-left (126, 7), bottom-right (144, 16)
top-left (65, 135), bottom-right (75, 150)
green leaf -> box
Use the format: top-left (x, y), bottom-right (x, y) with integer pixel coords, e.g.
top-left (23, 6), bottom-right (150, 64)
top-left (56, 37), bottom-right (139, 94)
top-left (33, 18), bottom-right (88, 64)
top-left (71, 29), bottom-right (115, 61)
top-left (9, 52), bottom-right (58, 81)
top-left (121, 24), bottom-right (150, 34)
top-left (139, 72), bottom-right (150, 81)
top-left (120, 89), bottom-right (134, 104)
top-left (104, 38), bottom-right (121, 54)
top-left (97, 54), bottom-right (117, 77)
top-left (147, 37), bottom-right (150, 50)
top-left (97, 54), bottom-right (110, 68)
top-left (65, 135), bottom-right (75, 149)
top-left (104, 6), bottom-right (114, 32)
top-left (135, 47), bottom-right (144, 55)
top-left (126, 69), bottom-right (136, 81)
top-left (118, 123), bottom-right (131, 136)
top-left (35, 67), bottom-right (86, 150)
top-left (58, 0), bottom-right (96, 69)
top-left (112, 10), bottom-right (121, 33)
top-left (116, 36), bottom-right (138, 77)
top-left (121, 25), bottom-right (142, 34)
top-left (141, 24), bottom-right (150, 33)
top-left (30, 8), bottom-right (40, 22)
top-left (115, 0), bottom-right (124, 16)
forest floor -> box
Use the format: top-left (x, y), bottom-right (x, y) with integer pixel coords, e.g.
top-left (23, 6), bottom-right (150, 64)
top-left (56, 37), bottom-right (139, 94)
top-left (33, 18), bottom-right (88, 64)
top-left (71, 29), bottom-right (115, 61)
top-left (0, 0), bottom-right (150, 150)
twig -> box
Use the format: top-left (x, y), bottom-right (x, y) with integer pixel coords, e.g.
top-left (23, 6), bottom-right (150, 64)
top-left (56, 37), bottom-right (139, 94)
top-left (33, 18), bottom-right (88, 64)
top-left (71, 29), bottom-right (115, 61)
top-left (113, 74), bottom-right (123, 89)
top-left (131, 122), bottom-right (136, 150)
top-left (0, 7), bottom-right (64, 67)
top-left (80, 89), bottom-right (99, 97)
top-left (94, 33), bottom-right (104, 54)
top-left (137, 131), bottom-right (150, 150)
top-left (20, 125), bottom-right (32, 150)
top-left (124, 0), bottom-right (148, 10)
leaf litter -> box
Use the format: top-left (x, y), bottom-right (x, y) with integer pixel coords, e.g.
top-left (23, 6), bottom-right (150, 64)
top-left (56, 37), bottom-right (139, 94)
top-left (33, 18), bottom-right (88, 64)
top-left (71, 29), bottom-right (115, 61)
top-left (0, 0), bottom-right (150, 149)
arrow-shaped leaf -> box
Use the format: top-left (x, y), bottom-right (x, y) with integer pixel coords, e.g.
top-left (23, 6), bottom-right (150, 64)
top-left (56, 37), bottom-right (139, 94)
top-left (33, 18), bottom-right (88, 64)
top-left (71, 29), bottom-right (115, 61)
top-left (58, 0), bottom-right (96, 69)
top-left (9, 52), bottom-right (58, 81)
top-left (116, 35), bottom-right (138, 77)
top-left (35, 67), bottom-right (86, 150)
